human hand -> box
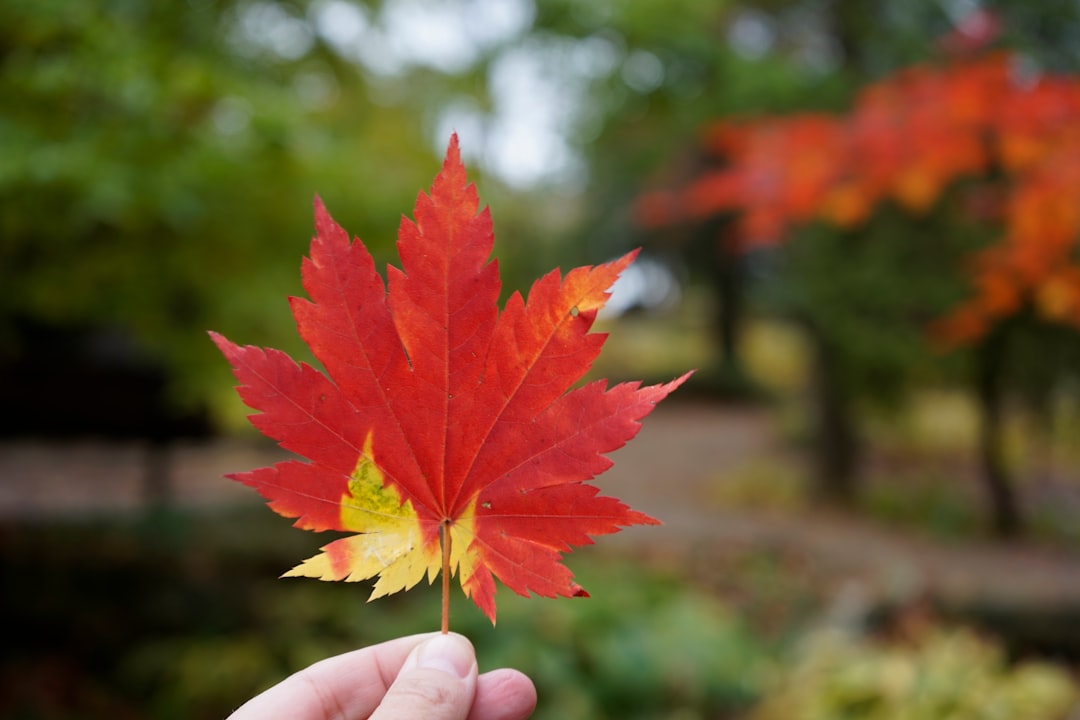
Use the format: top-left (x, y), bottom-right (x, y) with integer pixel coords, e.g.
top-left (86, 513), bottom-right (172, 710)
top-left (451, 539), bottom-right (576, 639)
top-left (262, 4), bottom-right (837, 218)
top-left (228, 632), bottom-right (536, 720)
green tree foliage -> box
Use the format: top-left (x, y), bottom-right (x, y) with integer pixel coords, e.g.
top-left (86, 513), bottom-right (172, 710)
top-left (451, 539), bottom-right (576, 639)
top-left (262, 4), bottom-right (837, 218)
top-left (9, 0), bottom-right (1080, 436)
top-left (0, 0), bottom-right (438, 418)
top-left (530, 0), bottom-right (850, 262)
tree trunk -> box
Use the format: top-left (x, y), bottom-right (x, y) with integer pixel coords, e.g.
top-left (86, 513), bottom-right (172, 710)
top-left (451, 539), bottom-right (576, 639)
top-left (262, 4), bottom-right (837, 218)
top-left (143, 439), bottom-right (173, 512)
top-left (693, 216), bottom-right (744, 377)
top-left (975, 331), bottom-right (1022, 537)
top-left (808, 329), bottom-right (859, 505)
top-left (713, 229), bottom-right (744, 377)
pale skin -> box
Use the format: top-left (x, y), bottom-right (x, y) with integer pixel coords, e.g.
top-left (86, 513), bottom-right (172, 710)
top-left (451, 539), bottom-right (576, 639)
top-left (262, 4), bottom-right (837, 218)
top-left (228, 632), bottom-right (537, 720)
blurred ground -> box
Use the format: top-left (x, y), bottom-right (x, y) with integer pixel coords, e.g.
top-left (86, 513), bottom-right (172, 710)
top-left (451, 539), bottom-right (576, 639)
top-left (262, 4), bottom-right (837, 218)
top-left (3, 402), bottom-right (1080, 636)
top-left (602, 404), bottom-right (1080, 617)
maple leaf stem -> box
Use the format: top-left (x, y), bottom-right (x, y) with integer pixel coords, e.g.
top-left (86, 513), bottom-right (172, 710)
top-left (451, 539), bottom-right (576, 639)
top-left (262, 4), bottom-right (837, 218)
top-left (441, 519), bottom-right (451, 634)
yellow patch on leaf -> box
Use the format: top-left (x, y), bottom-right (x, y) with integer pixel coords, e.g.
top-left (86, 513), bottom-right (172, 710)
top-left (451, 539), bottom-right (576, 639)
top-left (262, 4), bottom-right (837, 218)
top-left (283, 433), bottom-right (441, 600)
top-left (448, 499), bottom-right (480, 588)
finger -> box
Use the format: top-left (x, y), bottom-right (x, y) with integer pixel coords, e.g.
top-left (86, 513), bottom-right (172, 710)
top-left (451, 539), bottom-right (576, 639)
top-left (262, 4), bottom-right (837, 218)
top-left (469, 668), bottom-right (537, 720)
top-left (228, 633), bottom-right (433, 720)
top-left (368, 632), bottom-right (478, 720)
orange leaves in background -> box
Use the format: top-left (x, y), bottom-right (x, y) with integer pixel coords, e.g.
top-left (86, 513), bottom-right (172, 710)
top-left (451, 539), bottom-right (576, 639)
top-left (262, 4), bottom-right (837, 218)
top-left (639, 53), bottom-right (1080, 343)
top-left (212, 136), bottom-right (688, 627)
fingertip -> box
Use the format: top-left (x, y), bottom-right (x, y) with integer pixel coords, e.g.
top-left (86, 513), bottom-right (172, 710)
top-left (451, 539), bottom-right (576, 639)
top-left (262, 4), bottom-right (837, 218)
top-left (370, 633), bottom-right (478, 720)
top-left (413, 632), bottom-right (477, 679)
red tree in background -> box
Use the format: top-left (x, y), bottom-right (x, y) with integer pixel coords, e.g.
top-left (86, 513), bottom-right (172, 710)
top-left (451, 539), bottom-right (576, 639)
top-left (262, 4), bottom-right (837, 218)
top-left (639, 52), bottom-right (1080, 534)
top-left (640, 52), bottom-right (1080, 340)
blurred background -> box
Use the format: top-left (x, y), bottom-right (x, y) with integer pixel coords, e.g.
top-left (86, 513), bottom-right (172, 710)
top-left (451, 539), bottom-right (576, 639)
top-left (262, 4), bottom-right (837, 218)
top-left (3, 0), bottom-right (1080, 717)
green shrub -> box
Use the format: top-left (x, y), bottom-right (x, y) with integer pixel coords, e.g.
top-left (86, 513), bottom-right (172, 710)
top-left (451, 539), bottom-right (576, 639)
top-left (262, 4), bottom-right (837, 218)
top-left (463, 572), bottom-right (772, 720)
top-left (752, 625), bottom-right (1079, 720)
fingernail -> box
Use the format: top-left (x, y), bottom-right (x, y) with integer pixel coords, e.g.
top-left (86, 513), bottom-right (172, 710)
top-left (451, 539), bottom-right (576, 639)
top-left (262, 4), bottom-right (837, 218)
top-left (415, 633), bottom-right (475, 679)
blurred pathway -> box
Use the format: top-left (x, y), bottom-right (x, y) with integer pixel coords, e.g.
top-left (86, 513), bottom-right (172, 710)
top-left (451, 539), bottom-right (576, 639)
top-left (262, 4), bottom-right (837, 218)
top-left (602, 403), bottom-right (1080, 618)
top-left (4, 402), bottom-right (1080, 620)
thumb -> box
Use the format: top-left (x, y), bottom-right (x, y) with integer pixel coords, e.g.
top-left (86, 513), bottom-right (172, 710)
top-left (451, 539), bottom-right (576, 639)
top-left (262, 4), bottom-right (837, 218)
top-left (369, 633), bottom-right (478, 720)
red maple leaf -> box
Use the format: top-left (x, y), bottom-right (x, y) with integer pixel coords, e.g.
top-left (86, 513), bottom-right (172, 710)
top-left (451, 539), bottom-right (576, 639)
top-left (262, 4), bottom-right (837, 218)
top-left (211, 135), bottom-right (689, 626)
